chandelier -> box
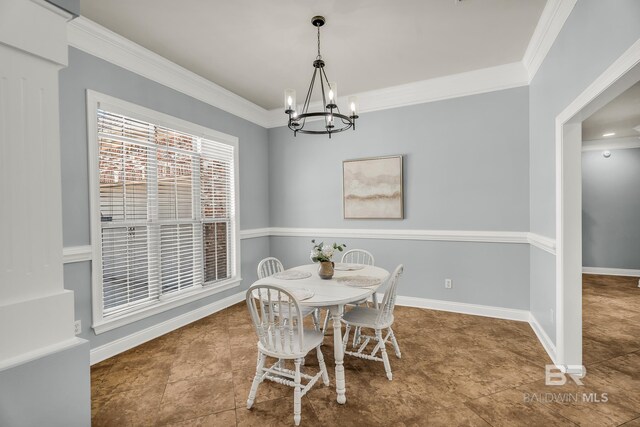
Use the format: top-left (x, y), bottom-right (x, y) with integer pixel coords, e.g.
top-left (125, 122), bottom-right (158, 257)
top-left (284, 16), bottom-right (359, 138)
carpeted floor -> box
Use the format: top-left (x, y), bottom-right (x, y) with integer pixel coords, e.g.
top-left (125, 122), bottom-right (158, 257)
top-left (91, 274), bottom-right (640, 426)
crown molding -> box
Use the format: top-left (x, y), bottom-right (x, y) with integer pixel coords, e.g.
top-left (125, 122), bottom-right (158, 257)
top-left (68, 1), bottom-right (575, 132)
top-left (582, 136), bottom-right (640, 152)
top-left (523, 0), bottom-right (577, 81)
top-left (67, 17), bottom-right (271, 127)
top-left (265, 62), bottom-right (529, 128)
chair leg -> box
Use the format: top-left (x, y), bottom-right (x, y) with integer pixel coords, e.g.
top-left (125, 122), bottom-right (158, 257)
top-left (389, 327), bottom-right (401, 359)
top-left (376, 329), bottom-right (392, 381)
top-left (293, 358), bottom-right (302, 426)
top-left (311, 309), bottom-right (320, 332)
top-left (343, 324), bottom-right (351, 352)
top-left (353, 326), bottom-right (361, 348)
top-left (322, 309), bottom-right (331, 333)
top-left (316, 345), bottom-right (330, 386)
top-left (247, 352), bottom-right (266, 409)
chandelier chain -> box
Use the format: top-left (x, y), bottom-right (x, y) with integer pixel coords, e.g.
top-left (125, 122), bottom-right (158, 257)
top-left (316, 25), bottom-right (321, 59)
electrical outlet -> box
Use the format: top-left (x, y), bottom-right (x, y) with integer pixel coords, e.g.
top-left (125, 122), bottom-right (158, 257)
top-left (445, 279), bottom-right (452, 289)
top-left (74, 320), bottom-right (81, 335)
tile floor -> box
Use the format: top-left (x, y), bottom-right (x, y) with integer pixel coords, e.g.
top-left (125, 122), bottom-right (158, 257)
top-left (91, 274), bottom-right (640, 426)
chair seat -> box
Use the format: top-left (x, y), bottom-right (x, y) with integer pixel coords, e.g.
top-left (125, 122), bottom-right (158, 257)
top-left (342, 306), bottom-right (393, 329)
top-left (258, 328), bottom-right (325, 358)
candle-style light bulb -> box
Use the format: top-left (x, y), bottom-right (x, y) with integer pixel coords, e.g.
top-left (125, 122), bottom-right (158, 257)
top-left (284, 89), bottom-right (296, 112)
top-left (328, 82), bottom-right (338, 105)
top-left (348, 95), bottom-right (358, 115)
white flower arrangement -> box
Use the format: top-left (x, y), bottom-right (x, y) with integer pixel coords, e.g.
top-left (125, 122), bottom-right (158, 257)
top-left (310, 239), bottom-right (346, 263)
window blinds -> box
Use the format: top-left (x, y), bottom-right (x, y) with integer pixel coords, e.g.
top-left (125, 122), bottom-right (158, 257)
top-left (97, 109), bottom-right (235, 317)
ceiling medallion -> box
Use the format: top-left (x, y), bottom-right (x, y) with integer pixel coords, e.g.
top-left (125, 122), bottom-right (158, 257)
top-left (284, 16), bottom-right (359, 138)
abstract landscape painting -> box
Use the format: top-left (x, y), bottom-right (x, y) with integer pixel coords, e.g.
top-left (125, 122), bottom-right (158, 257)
top-left (343, 156), bottom-right (403, 219)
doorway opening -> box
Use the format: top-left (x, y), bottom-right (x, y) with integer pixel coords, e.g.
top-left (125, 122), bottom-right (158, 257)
top-left (556, 39), bottom-right (640, 374)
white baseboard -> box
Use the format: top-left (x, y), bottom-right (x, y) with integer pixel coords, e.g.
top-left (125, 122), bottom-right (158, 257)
top-left (382, 292), bottom-right (557, 365)
top-left (384, 293), bottom-right (530, 322)
top-left (90, 291), bottom-right (245, 365)
top-left (528, 313), bottom-right (558, 365)
top-left (582, 267), bottom-right (640, 277)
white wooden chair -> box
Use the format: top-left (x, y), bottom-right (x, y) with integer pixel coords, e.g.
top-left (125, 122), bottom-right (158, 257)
top-left (341, 264), bottom-right (403, 380)
top-left (246, 284), bottom-right (330, 426)
top-left (321, 249), bottom-right (376, 338)
top-left (257, 257), bottom-right (320, 330)
top-left (257, 257), bottom-right (284, 280)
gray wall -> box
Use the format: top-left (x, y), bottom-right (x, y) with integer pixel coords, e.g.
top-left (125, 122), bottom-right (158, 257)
top-left (268, 87), bottom-right (531, 310)
top-left (582, 148), bottom-right (640, 270)
top-left (59, 48), bottom-right (270, 348)
top-left (529, 1), bottom-right (640, 342)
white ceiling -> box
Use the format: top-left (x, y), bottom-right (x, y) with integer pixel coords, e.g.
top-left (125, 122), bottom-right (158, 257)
top-left (80, 0), bottom-right (546, 110)
top-left (583, 81), bottom-right (640, 141)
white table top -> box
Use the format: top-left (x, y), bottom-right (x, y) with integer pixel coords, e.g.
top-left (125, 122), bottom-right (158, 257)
top-left (252, 263), bottom-right (390, 307)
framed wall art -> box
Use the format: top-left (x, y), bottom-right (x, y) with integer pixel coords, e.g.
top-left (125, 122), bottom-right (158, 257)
top-left (343, 155), bottom-right (403, 219)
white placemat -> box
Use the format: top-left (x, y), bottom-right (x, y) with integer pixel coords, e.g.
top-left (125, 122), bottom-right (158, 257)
top-left (334, 263), bottom-right (366, 271)
top-left (335, 275), bottom-right (382, 287)
top-left (273, 270), bottom-right (312, 280)
top-left (290, 288), bottom-right (314, 301)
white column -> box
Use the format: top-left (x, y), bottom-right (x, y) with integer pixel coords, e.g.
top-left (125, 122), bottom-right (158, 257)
top-left (0, 0), bottom-right (76, 366)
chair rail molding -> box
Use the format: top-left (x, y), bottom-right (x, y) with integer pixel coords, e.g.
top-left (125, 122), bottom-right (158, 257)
top-left (522, 0), bottom-right (578, 81)
top-left (260, 227), bottom-right (531, 244)
top-left (63, 245), bottom-right (93, 263)
top-left (527, 233), bottom-right (557, 255)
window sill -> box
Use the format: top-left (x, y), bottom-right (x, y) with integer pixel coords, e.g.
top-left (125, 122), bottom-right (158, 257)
top-left (92, 277), bottom-right (242, 334)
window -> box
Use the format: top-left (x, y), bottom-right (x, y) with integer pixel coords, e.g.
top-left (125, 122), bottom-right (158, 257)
top-left (88, 91), bottom-right (240, 333)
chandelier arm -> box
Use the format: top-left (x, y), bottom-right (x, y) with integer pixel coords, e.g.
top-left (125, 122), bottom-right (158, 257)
top-left (318, 72), bottom-right (328, 115)
top-left (303, 67), bottom-right (317, 114)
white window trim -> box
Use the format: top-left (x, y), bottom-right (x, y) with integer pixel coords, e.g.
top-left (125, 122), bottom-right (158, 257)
top-left (86, 90), bottom-right (242, 334)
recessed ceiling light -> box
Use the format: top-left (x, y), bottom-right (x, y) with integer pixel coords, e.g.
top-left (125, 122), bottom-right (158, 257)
top-left (602, 132), bottom-right (616, 137)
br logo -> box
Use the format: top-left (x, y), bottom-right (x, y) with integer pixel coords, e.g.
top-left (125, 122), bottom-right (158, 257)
top-left (545, 365), bottom-right (584, 386)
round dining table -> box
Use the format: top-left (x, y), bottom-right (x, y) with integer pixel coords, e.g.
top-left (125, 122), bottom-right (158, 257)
top-left (252, 263), bottom-right (390, 404)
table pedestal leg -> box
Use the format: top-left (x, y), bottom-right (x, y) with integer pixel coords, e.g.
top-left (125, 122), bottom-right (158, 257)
top-left (331, 305), bottom-right (346, 404)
